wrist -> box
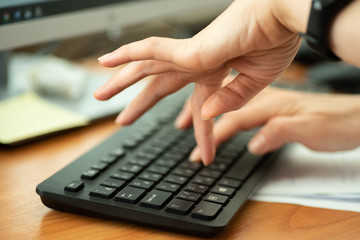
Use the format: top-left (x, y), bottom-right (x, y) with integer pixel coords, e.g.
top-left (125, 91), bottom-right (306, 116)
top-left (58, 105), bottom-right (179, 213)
top-left (271, 0), bottom-right (312, 33)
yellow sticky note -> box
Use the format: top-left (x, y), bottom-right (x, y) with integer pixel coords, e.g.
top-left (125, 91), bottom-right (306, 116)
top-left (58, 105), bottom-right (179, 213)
top-left (0, 91), bottom-right (89, 144)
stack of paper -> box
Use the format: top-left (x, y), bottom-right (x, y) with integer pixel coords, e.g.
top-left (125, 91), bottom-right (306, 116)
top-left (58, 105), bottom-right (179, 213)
top-left (251, 144), bottom-right (360, 212)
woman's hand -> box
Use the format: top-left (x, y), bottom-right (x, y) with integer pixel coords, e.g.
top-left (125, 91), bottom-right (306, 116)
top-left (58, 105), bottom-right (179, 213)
top-left (94, 0), bottom-right (306, 165)
top-left (178, 87), bottom-right (360, 162)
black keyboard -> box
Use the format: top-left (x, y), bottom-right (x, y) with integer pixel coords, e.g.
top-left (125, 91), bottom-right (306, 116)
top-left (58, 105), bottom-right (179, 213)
top-left (36, 90), bottom-right (282, 237)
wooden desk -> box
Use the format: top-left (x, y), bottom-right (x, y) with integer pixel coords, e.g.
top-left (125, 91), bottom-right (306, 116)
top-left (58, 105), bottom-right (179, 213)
top-left (1, 119), bottom-right (360, 240)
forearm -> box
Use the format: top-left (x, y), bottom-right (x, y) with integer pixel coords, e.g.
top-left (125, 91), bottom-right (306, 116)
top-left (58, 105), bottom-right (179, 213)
top-left (329, 0), bottom-right (360, 66)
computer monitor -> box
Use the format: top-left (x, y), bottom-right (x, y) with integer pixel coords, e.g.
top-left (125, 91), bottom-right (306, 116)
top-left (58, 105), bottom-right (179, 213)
top-left (0, 0), bottom-right (232, 97)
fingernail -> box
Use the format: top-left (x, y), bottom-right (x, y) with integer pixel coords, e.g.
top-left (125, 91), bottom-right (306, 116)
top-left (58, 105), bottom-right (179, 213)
top-left (200, 107), bottom-right (211, 120)
top-left (189, 147), bottom-right (201, 162)
top-left (248, 135), bottom-right (266, 155)
top-left (98, 53), bottom-right (111, 62)
top-left (201, 104), bottom-right (216, 121)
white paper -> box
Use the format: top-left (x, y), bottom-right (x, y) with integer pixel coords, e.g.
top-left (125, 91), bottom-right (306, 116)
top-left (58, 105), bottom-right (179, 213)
top-left (251, 144), bottom-right (360, 212)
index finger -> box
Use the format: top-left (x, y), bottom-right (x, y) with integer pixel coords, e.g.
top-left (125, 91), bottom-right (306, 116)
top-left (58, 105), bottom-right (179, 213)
top-left (98, 37), bottom-right (185, 68)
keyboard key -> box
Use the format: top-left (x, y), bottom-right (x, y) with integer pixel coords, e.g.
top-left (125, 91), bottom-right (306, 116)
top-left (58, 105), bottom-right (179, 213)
top-left (204, 193), bottom-right (229, 205)
top-left (64, 180), bottom-right (84, 192)
top-left (163, 152), bottom-right (184, 162)
top-left (176, 191), bottom-right (201, 202)
top-left (146, 165), bottom-right (170, 175)
top-left (115, 186), bottom-right (145, 203)
top-left (207, 162), bottom-right (228, 172)
top-left (89, 185), bottom-right (117, 199)
top-left (123, 138), bottom-right (139, 149)
top-left (198, 169), bottom-right (221, 179)
top-left (138, 172), bottom-right (162, 182)
top-left (140, 190), bottom-right (172, 209)
top-left (129, 179), bottom-right (154, 190)
top-left (81, 169), bottom-right (100, 180)
top-left (136, 151), bottom-right (158, 161)
top-left (171, 167), bottom-right (195, 178)
top-left (166, 198), bottom-right (194, 215)
top-left (184, 183), bottom-right (208, 194)
top-left (178, 161), bottom-right (202, 171)
top-left (156, 182), bottom-right (180, 193)
top-left (91, 162), bottom-right (108, 171)
top-left (211, 185), bottom-right (235, 197)
top-left (110, 147), bottom-right (126, 158)
top-left (101, 156), bottom-right (118, 164)
top-left (111, 171), bottom-right (134, 181)
top-left (191, 201), bottom-right (222, 220)
top-left (154, 158), bottom-right (178, 168)
top-left (164, 174), bottom-right (188, 185)
top-left (101, 178), bottom-right (125, 189)
top-left (142, 146), bottom-right (164, 155)
top-left (225, 152), bottom-right (262, 181)
top-left (128, 158), bottom-right (151, 167)
top-left (120, 164), bottom-right (143, 174)
top-left (218, 178), bottom-right (242, 189)
top-left (191, 176), bottom-right (215, 186)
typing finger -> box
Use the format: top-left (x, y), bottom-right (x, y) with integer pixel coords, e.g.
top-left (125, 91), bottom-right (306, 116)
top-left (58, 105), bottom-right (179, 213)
top-left (115, 73), bottom-right (187, 125)
top-left (191, 83), bottom-right (221, 166)
top-left (98, 37), bottom-right (187, 68)
top-left (94, 60), bottom-right (184, 101)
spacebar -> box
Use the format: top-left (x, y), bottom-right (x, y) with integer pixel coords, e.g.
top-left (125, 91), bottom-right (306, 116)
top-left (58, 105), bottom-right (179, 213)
top-left (224, 152), bottom-right (263, 181)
